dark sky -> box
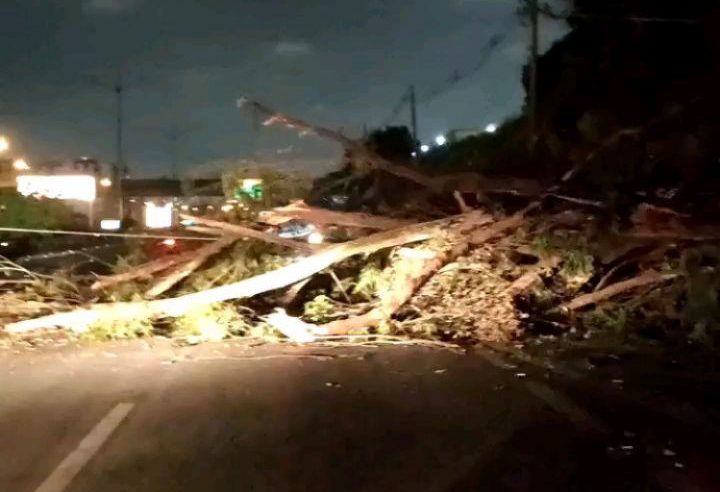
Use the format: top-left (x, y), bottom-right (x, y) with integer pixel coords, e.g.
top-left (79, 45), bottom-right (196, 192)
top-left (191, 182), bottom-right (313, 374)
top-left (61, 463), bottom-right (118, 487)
top-left (0, 0), bottom-right (567, 177)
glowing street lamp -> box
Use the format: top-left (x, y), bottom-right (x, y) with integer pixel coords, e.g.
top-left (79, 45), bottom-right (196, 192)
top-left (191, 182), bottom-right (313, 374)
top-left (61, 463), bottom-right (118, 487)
top-left (484, 123), bottom-right (498, 134)
top-left (435, 134), bottom-right (447, 146)
top-left (99, 177), bottom-right (113, 187)
top-left (0, 136), bottom-right (9, 153)
top-left (12, 159), bottom-right (30, 171)
top-left (420, 144), bottom-right (430, 153)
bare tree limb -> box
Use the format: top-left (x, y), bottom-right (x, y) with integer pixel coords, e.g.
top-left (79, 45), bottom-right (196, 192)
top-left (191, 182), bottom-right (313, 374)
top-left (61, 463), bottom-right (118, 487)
top-left (562, 270), bottom-right (678, 311)
top-left (180, 214), bottom-right (314, 253)
top-left (258, 201), bottom-right (415, 230)
top-left (91, 250), bottom-right (201, 291)
top-left (145, 235), bottom-right (241, 298)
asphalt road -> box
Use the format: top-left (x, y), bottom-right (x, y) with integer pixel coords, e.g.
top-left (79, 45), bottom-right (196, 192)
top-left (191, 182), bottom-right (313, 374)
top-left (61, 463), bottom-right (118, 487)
top-left (0, 340), bottom-right (717, 492)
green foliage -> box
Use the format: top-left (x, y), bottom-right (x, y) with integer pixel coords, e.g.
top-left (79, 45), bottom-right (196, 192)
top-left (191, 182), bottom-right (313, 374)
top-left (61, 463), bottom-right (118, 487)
top-left (584, 307), bottom-right (630, 338)
top-left (83, 318), bottom-right (153, 341)
top-left (531, 232), bottom-right (553, 259)
top-left (561, 244), bottom-right (594, 279)
top-left (174, 303), bottom-right (247, 340)
top-left (351, 255), bottom-right (390, 301)
top-left (303, 295), bottom-right (338, 323)
top-left (183, 241), bottom-right (288, 292)
top-left (0, 192), bottom-right (74, 229)
top-left (531, 231), bottom-right (594, 280)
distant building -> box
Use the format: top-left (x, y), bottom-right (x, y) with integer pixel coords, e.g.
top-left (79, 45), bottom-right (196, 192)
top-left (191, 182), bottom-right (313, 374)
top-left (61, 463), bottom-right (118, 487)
top-left (121, 178), bottom-right (226, 229)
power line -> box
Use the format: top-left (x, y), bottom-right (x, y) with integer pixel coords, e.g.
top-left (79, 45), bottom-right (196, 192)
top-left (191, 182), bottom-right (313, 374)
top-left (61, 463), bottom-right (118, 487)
top-left (0, 227), bottom-right (217, 241)
top-left (421, 31), bottom-right (508, 105)
top-left (381, 89), bottom-right (410, 127)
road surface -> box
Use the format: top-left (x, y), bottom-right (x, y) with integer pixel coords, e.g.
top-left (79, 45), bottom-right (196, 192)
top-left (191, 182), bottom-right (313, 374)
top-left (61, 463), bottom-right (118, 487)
top-left (0, 340), bottom-right (717, 491)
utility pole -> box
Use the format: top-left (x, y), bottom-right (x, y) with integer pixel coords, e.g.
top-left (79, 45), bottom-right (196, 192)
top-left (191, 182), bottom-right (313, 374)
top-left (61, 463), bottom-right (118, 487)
top-left (114, 70), bottom-right (126, 219)
top-left (528, 0), bottom-right (539, 148)
top-left (409, 85), bottom-right (419, 152)
top-left (114, 71), bottom-right (126, 177)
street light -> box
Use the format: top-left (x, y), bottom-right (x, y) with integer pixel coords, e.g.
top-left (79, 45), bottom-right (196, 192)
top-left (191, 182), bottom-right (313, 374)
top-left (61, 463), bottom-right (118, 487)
top-left (99, 177), bottom-right (113, 187)
top-left (435, 135), bottom-right (447, 146)
top-left (12, 159), bottom-right (30, 171)
top-left (420, 144), bottom-right (430, 153)
top-left (485, 123), bottom-right (498, 134)
top-left (0, 136), bottom-right (9, 153)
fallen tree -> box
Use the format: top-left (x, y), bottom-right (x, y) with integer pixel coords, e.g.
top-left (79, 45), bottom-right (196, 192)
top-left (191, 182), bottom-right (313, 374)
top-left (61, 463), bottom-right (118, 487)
top-left (6, 214), bottom-right (474, 333)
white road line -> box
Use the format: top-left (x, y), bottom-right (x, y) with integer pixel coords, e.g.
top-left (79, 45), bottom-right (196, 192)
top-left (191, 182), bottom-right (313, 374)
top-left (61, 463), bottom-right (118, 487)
top-left (477, 349), bottom-right (610, 433)
top-left (524, 381), bottom-right (610, 434)
top-left (34, 402), bottom-right (135, 492)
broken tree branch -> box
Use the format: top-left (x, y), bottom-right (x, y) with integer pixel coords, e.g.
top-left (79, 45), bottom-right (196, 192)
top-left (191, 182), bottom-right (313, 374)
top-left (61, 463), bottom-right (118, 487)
top-left (562, 270), bottom-right (678, 311)
top-left (239, 97), bottom-right (438, 190)
top-left (258, 201), bottom-right (415, 230)
top-left (180, 214), bottom-right (314, 253)
top-left (145, 235), bottom-right (241, 298)
top-left (321, 210), bottom-right (529, 335)
top-left (91, 249), bottom-right (201, 291)
top-left (239, 97), bottom-right (543, 197)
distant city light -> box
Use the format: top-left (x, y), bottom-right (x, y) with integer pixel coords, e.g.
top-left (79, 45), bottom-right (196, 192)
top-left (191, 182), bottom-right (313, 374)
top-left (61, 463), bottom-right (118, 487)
top-left (100, 219), bottom-right (121, 231)
top-left (485, 123), bottom-right (498, 134)
top-left (17, 175), bottom-right (97, 202)
top-left (420, 144), bottom-right (430, 153)
top-left (12, 159), bottom-right (30, 171)
top-left (0, 136), bottom-right (9, 153)
top-left (435, 135), bottom-right (447, 146)
top-left (145, 202), bottom-right (173, 229)
top-left (411, 151), bottom-right (417, 158)
top-left (99, 177), bottom-right (112, 187)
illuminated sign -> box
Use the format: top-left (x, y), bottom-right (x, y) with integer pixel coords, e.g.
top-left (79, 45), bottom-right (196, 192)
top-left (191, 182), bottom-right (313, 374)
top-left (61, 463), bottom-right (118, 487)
top-left (235, 178), bottom-right (263, 200)
top-left (144, 202), bottom-right (173, 229)
top-left (16, 175), bottom-right (97, 202)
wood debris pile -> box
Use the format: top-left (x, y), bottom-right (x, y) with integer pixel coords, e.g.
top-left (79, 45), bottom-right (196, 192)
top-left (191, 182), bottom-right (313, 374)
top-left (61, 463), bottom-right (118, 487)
top-left (2, 98), bottom-right (720, 349)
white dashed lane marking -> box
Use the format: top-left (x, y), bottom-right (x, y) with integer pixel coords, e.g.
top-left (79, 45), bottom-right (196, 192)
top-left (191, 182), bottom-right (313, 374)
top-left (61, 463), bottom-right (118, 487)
top-left (34, 402), bottom-right (135, 492)
top-left (477, 349), bottom-right (610, 433)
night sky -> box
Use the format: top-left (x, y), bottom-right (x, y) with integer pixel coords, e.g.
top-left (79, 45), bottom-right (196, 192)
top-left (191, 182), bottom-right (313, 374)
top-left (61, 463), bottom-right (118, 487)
top-left (0, 0), bottom-right (567, 177)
